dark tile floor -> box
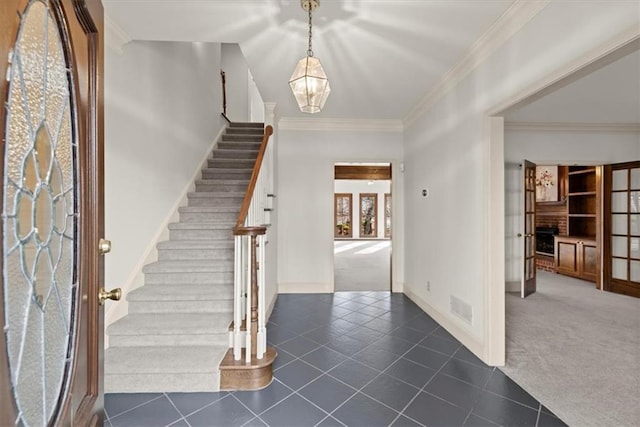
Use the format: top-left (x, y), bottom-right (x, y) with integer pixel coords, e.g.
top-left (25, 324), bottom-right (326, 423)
top-left (105, 292), bottom-right (567, 427)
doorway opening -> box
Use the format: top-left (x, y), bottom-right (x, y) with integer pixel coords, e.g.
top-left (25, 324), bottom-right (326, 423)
top-left (333, 163), bottom-right (392, 292)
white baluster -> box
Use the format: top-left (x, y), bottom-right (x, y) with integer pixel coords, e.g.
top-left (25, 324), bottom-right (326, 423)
top-left (245, 234), bottom-right (252, 363)
top-left (257, 233), bottom-right (266, 358)
top-left (233, 235), bottom-right (242, 360)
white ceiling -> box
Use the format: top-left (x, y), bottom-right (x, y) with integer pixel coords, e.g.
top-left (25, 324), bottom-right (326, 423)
top-left (504, 50), bottom-right (640, 124)
top-left (102, 0), bottom-right (515, 120)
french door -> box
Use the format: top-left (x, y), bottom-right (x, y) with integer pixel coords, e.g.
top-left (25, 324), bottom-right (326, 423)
top-left (521, 160), bottom-right (537, 297)
top-left (0, 0), bottom-right (106, 425)
top-left (603, 161), bottom-right (640, 298)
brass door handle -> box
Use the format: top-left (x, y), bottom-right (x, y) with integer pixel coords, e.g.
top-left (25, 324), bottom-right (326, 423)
top-left (99, 287), bottom-right (121, 305)
top-left (99, 238), bottom-right (111, 255)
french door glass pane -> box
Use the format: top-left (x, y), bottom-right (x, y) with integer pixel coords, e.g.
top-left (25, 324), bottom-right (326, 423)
top-left (612, 169), bottom-right (627, 191)
top-left (612, 192), bottom-right (627, 213)
top-left (630, 168), bottom-right (640, 189)
top-left (611, 214), bottom-right (627, 235)
top-left (631, 260), bottom-right (640, 282)
top-left (526, 259), bottom-right (534, 280)
top-left (630, 191), bottom-right (640, 213)
top-left (631, 237), bottom-right (640, 260)
top-left (631, 214), bottom-right (640, 236)
top-left (612, 258), bottom-right (627, 280)
top-left (612, 236), bottom-right (628, 258)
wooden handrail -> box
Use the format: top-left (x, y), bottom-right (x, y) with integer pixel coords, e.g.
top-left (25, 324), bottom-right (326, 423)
top-left (235, 125), bottom-right (273, 229)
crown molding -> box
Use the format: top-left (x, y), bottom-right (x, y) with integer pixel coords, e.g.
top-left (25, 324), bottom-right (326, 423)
top-left (505, 121), bottom-right (640, 133)
top-left (403, 0), bottom-right (551, 127)
top-left (105, 15), bottom-right (132, 55)
top-left (278, 117), bottom-right (403, 132)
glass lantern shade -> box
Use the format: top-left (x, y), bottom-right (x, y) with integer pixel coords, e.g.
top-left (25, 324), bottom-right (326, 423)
top-left (289, 56), bottom-right (331, 113)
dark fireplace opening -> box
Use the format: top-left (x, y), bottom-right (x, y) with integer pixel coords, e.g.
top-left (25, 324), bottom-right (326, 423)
top-left (536, 226), bottom-right (559, 256)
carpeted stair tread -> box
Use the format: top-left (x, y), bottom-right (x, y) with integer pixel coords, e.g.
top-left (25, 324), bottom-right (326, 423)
top-left (105, 345), bottom-right (227, 374)
top-left (143, 260), bottom-right (233, 273)
top-left (230, 122), bottom-right (264, 127)
top-left (108, 313), bottom-right (232, 336)
top-left (188, 191), bottom-right (245, 198)
top-left (226, 128), bottom-right (264, 135)
top-left (127, 284), bottom-right (233, 301)
top-left (201, 167), bottom-right (253, 175)
top-left (168, 222), bottom-right (235, 230)
top-left (195, 179), bottom-right (250, 185)
top-left (156, 240), bottom-right (234, 250)
top-left (221, 134), bottom-right (263, 142)
top-left (179, 206), bottom-right (240, 213)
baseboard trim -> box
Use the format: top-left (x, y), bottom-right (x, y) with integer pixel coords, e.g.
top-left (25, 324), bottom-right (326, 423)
top-left (403, 287), bottom-right (486, 364)
top-left (505, 281), bottom-right (520, 293)
top-left (278, 282), bottom-right (333, 294)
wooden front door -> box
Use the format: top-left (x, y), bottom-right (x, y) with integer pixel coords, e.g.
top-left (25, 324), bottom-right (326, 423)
top-left (0, 0), bottom-right (106, 425)
top-left (603, 161), bottom-right (640, 298)
top-left (522, 160), bottom-right (537, 297)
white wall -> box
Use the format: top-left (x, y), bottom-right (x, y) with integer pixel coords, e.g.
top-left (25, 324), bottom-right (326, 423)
top-left (248, 70), bottom-right (265, 123)
top-left (221, 43), bottom-right (249, 122)
top-left (334, 180), bottom-right (391, 239)
top-left (504, 129), bottom-right (640, 283)
top-left (402, 1), bottom-right (639, 361)
top-left (104, 40), bottom-right (225, 328)
top-left (277, 128), bottom-right (403, 293)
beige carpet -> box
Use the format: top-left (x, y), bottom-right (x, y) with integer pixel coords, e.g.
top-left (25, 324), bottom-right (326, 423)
top-left (503, 271), bottom-right (640, 427)
top-left (334, 240), bottom-right (391, 292)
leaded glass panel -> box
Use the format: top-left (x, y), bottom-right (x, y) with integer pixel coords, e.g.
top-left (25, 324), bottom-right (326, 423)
top-left (2, 1), bottom-right (78, 426)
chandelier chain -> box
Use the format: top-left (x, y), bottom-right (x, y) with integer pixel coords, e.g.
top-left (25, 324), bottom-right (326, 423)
top-left (307, 6), bottom-right (313, 57)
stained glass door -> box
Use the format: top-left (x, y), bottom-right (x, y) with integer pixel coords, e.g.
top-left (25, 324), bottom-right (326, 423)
top-left (0, 0), bottom-right (105, 425)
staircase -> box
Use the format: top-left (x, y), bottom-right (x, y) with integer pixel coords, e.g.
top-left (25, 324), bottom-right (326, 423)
top-left (104, 122), bottom-right (265, 393)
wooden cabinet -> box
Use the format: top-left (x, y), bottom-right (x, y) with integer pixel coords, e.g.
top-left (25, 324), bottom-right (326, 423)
top-left (554, 166), bottom-right (600, 284)
top-left (555, 236), bottom-right (598, 282)
top-left (567, 166), bottom-right (599, 237)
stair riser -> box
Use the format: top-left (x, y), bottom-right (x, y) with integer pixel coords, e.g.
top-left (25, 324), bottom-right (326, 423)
top-left (187, 196), bottom-right (244, 207)
top-left (179, 211), bottom-right (238, 222)
top-left (105, 373), bottom-right (220, 393)
top-left (202, 170), bottom-right (253, 180)
top-left (218, 142), bottom-right (261, 150)
top-left (226, 128), bottom-right (264, 135)
top-left (169, 229), bottom-right (233, 240)
top-left (208, 159), bottom-right (255, 169)
top-left (128, 300), bottom-right (233, 314)
top-left (157, 248), bottom-right (234, 261)
top-left (195, 183), bottom-right (248, 192)
top-left (222, 134), bottom-right (263, 142)
top-left (109, 332), bottom-right (228, 347)
top-left (213, 150), bottom-right (259, 159)
top-left (144, 272), bottom-right (233, 285)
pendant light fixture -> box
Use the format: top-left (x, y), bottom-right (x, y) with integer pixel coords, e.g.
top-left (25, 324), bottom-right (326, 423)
top-left (289, 0), bottom-right (331, 114)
